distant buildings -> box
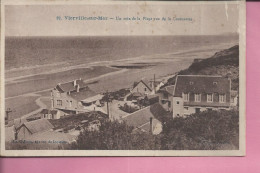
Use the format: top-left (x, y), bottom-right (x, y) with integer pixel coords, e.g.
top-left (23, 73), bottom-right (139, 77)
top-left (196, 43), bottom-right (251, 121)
top-left (158, 75), bottom-right (238, 118)
top-left (51, 79), bottom-right (103, 116)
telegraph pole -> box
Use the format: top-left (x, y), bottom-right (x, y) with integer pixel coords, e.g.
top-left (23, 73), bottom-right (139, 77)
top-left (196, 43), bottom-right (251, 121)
top-left (5, 108), bottom-right (12, 122)
top-left (106, 90), bottom-right (110, 119)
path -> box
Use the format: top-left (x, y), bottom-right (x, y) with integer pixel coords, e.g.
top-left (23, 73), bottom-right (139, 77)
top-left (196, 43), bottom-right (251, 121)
top-left (21, 96), bottom-right (48, 119)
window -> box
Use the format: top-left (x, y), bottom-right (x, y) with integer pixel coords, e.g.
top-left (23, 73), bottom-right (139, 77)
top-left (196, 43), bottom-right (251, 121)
top-left (189, 81), bottom-right (194, 85)
top-left (144, 88), bottom-right (147, 91)
top-left (57, 100), bottom-right (62, 106)
top-left (207, 108), bottom-right (213, 111)
top-left (194, 94), bottom-right (201, 102)
top-left (184, 107), bottom-right (189, 110)
top-left (183, 93), bottom-right (189, 102)
top-left (168, 101), bottom-right (171, 107)
top-left (176, 101), bottom-right (180, 105)
top-left (213, 82), bottom-right (217, 85)
top-left (219, 94), bottom-right (226, 103)
top-left (207, 94), bottom-right (213, 102)
top-left (69, 101), bottom-right (72, 107)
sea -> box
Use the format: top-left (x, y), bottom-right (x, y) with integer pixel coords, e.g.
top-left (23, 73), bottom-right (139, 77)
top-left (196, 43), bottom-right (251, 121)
top-left (5, 35), bottom-right (239, 79)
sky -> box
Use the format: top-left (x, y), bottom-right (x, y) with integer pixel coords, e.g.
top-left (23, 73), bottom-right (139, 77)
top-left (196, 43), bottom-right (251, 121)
top-left (5, 2), bottom-right (240, 36)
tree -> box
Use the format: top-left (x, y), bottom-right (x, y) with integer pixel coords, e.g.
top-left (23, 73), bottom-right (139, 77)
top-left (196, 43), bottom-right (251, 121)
top-left (71, 120), bottom-right (161, 150)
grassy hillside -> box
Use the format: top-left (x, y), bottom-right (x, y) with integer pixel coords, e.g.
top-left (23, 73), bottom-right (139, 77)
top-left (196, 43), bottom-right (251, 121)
top-left (167, 45), bottom-right (239, 90)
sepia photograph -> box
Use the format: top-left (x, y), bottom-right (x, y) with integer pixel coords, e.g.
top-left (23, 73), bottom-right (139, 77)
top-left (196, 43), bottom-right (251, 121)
top-left (1, 1), bottom-right (245, 156)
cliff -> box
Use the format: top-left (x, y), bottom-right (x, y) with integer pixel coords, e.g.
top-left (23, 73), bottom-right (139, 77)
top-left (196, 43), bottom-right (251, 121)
top-left (166, 45), bottom-right (239, 90)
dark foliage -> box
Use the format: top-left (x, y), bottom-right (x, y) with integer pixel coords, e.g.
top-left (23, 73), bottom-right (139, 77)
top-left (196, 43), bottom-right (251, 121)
top-left (161, 110), bottom-right (239, 150)
top-left (71, 120), bottom-right (161, 150)
top-left (70, 109), bottom-right (238, 150)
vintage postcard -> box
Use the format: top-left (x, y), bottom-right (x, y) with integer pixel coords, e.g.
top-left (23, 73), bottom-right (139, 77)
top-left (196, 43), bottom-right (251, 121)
top-left (0, 0), bottom-right (246, 156)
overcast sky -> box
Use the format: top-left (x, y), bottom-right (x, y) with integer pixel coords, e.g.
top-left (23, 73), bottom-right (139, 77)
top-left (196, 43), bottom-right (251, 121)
top-left (5, 3), bottom-right (240, 36)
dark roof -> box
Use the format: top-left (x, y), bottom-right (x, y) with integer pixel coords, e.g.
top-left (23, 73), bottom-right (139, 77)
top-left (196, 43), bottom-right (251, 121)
top-left (174, 75), bottom-right (230, 97)
top-left (158, 85), bottom-right (175, 95)
top-left (69, 86), bottom-right (97, 101)
top-left (56, 79), bottom-right (88, 92)
top-left (123, 103), bottom-right (166, 128)
top-left (18, 119), bottom-right (54, 134)
top-left (133, 80), bottom-right (152, 91)
top-left (40, 109), bottom-right (58, 115)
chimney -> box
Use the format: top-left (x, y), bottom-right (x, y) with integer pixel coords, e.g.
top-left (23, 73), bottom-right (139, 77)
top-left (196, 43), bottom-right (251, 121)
top-left (73, 80), bottom-right (77, 86)
top-left (154, 74), bottom-right (156, 92)
top-left (76, 84), bottom-right (80, 92)
top-left (149, 117), bottom-right (153, 134)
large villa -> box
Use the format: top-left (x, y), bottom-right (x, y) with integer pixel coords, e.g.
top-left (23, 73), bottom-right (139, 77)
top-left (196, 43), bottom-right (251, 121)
top-left (158, 75), bottom-right (238, 118)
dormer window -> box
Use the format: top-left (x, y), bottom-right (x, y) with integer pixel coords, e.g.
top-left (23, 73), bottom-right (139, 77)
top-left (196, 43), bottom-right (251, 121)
top-left (189, 81), bottom-right (194, 85)
top-left (194, 93), bottom-right (201, 102)
top-left (207, 93), bottom-right (213, 102)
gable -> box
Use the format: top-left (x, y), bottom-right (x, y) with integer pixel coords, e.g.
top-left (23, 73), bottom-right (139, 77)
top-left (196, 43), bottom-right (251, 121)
top-left (133, 80), bottom-right (152, 91)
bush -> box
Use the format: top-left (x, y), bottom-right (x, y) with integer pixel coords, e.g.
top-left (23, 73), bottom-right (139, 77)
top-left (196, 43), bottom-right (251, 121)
top-left (70, 120), bottom-right (161, 150)
top-left (161, 110), bottom-right (239, 150)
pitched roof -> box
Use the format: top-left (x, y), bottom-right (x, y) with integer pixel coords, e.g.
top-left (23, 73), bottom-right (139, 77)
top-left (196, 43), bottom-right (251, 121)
top-left (123, 103), bottom-right (166, 128)
top-left (40, 109), bottom-right (58, 115)
top-left (19, 119), bottom-right (54, 134)
top-left (133, 80), bottom-right (152, 91)
top-left (174, 75), bottom-right (230, 97)
top-left (158, 85), bottom-right (175, 95)
top-left (69, 86), bottom-right (97, 101)
top-left (56, 79), bottom-right (88, 92)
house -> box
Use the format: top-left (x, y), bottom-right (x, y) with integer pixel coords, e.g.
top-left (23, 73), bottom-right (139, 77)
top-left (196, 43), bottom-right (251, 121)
top-left (131, 79), bottom-right (164, 97)
top-left (171, 75), bottom-right (234, 117)
top-left (16, 119), bottom-right (54, 139)
top-left (51, 79), bottom-right (103, 116)
top-left (122, 103), bottom-right (166, 135)
top-left (40, 109), bottom-right (61, 119)
top-left (131, 79), bottom-right (153, 95)
top-left (157, 85), bottom-right (175, 111)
